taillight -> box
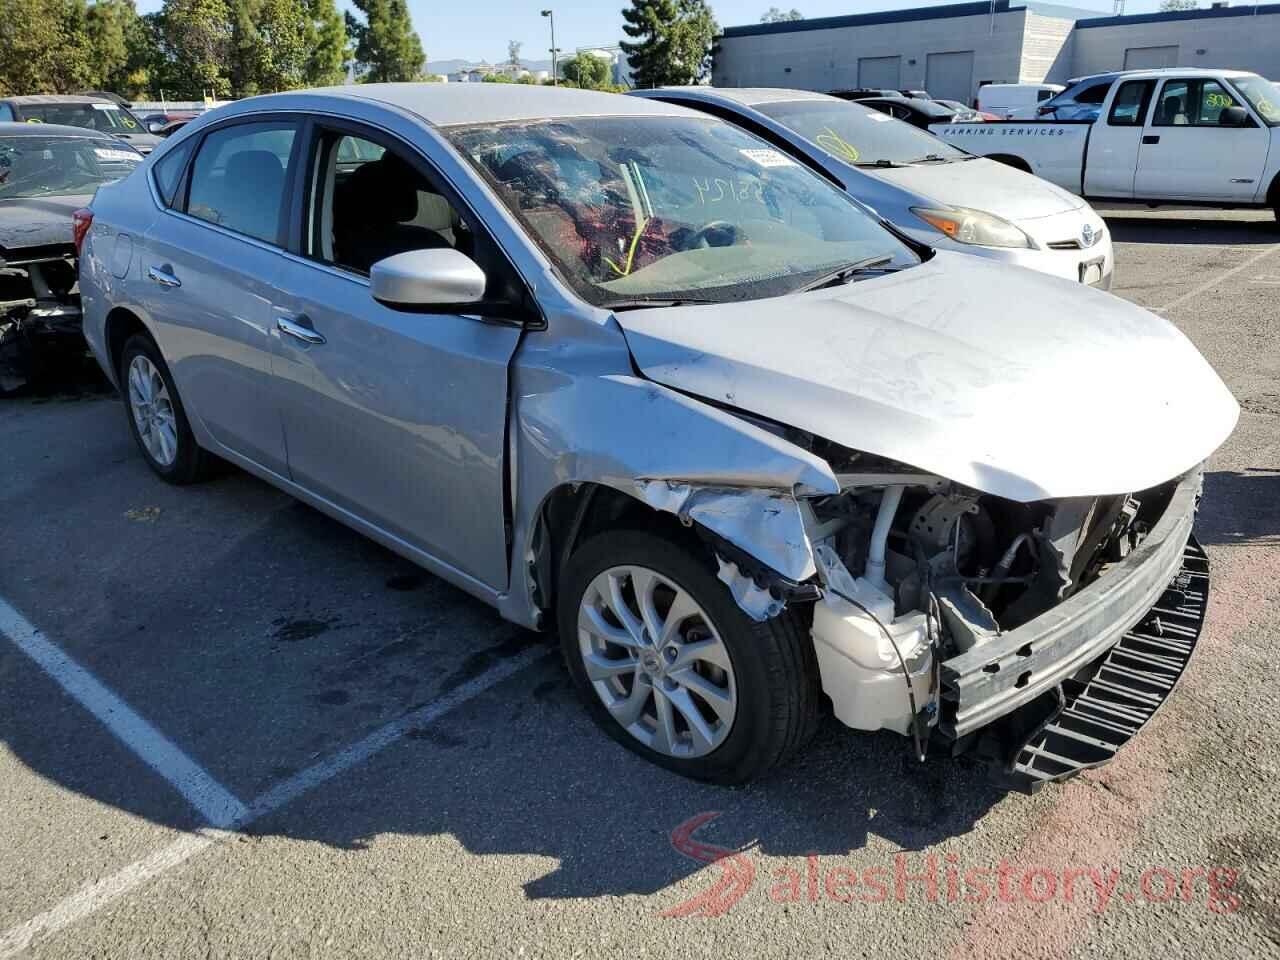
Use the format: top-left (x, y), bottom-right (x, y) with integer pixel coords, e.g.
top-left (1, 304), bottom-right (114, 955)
top-left (72, 208), bottom-right (94, 256)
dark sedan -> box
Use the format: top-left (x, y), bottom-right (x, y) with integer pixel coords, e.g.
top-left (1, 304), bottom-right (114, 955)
top-left (855, 96), bottom-right (966, 129)
top-left (0, 122), bottom-right (142, 393)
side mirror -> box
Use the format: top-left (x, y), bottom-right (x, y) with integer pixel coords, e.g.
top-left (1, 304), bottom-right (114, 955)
top-left (1218, 106), bottom-right (1250, 127)
top-left (146, 120), bottom-right (165, 134)
top-left (370, 248), bottom-right (486, 308)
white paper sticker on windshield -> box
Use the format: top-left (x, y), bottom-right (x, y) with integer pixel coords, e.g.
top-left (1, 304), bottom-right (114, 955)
top-left (739, 148), bottom-right (796, 168)
top-left (868, 113), bottom-right (891, 121)
top-left (90, 103), bottom-right (119, 111)
top-left (95, 147), bottom-right (138, 162)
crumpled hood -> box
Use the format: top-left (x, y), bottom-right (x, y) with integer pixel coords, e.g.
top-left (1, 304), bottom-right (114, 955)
top-left (614, 252), bottom-right (1239, 503)
top-left (0, 194), bottom-right (89, 256)
top-left (870, 157), bottom-right (1084, 222)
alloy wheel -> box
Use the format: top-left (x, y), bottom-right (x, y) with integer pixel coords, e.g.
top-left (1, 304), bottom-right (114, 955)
top-left (127, 354), bottom-right (178, 467)
top-left (577, 564), bottom-right (737, 758)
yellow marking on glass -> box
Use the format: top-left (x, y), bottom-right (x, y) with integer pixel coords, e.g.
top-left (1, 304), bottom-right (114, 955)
top-left (814, 127), bottom-right (859, 163)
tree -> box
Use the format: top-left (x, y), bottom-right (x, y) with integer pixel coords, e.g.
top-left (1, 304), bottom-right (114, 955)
top-left (151, 0), bottom-right (233, 97)
top-left (561, 51), bottom-right (611, 90)
top-left (760, 6), bottom-right (802, 21)
top-left (303, 0), bottom-right (349, 86)
top-left (620, 0), bottom-right (718, 87)
top-left (228, 0), bottom-right (306, 96)
top-left (1158, 0), bottom-right (1197, 9)
top-left (345, 0), bottom-right (424, 82)
top-left (0, 0), bottom-right (98, 94)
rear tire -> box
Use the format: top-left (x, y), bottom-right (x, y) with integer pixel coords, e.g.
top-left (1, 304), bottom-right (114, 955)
top-left (558, 530), bottom-right (822, 784)
top-left (119, 334), bottom-right (214, 484)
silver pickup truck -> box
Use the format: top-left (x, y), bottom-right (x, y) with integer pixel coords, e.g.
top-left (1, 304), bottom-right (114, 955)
top-left (930, 68), bottom-right (1280, 218)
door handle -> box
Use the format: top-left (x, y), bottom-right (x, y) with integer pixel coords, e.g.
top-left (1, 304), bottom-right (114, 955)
top-left (1142, 135), bottom-right (1160, 145)
top-left (147, 264), bottom-right (181, 287)
top-left (277, 315), bottom-right (326, 345)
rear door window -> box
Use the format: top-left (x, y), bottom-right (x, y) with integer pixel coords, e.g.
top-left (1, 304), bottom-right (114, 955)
top-left (184, 121), bottom-right (298, 244)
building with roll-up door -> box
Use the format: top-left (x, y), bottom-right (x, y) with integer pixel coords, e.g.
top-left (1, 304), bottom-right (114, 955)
top-left (711, 0), bottom-right (1280, 107)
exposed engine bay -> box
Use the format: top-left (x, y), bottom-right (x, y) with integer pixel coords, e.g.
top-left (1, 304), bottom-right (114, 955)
top-left (792, 450), bottom-right (1183, 752)
top-left (0, 248), bottom-right (82, 394)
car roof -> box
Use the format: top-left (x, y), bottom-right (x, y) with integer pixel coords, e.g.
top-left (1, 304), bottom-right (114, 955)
top-left (1112, 67), bottom-right (1257, 79)
top-left (865, 96), bottom-right (952, 113)
top-left (223, 83), bottom-right (694, 127)
top-left (0, 120), bottom-right (117, 138)
top-left (636, 86), bottom-right (841, 108)
top-left (1, 95), bottom-right (116, 106)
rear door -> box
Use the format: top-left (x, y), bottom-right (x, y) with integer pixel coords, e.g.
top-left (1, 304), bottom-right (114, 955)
top-left (268, 119), bottom-right (525, 590)
top-left (136, 117), bottom-right (299, 474)
top-left (1084, 79), bottom-right (1155, 198)
top-left (1135, 77), bottom-right (1269, 201)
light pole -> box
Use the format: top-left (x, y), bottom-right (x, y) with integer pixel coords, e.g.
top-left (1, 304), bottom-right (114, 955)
top-left (542, 9), bottom-right (558, 86)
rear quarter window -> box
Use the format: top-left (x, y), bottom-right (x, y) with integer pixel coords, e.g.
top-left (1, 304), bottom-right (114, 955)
top-left (152, 137), bottom-right (195, 207)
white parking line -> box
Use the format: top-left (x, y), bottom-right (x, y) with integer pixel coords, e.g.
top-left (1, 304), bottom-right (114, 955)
top-left (0, 598), bottom-right (248, 827)
top-left (0, 603), bottom-right (550, 958)
top-left (1155, 245), bottom-right (1279, 314)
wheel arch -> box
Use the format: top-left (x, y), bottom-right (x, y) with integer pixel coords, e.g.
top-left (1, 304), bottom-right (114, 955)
top-left (987, 153), bottom-right (1033, 173)
top-left (104, 306), bottom-right (151, 384)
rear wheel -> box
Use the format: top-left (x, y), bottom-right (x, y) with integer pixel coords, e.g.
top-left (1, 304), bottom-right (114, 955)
top-left (119, 334), bottom-right (213, 484)
top-left (558, 530), bottom-right (821, 784)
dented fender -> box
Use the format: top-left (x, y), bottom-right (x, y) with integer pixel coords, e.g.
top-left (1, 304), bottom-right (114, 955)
top-left (496, 349), bottom-right (839, 628)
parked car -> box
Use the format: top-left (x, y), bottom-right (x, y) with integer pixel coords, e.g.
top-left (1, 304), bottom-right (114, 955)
top-left (933, 98), bottom-right (999, 121)
top-left (829, 88), bottom-right (905, 101)
top-left (899, 88), bottom-right (930, 99)
top-left (931, 69), bottom-right (1280, 218)
top-left (138, 111), bottom-right (198, 135)
top-left (0, 95), bottom-right (161, 154)
top-left (1034, 73), bottom-right (1122, 121)
top-left (154, 119), bottom-right (192, 138)
top-left (630, 87), bottom-right (1114, 287)
top-left (81, 85), bottom-right (1236, 787)
top-left (977, 82), bottom-right (1065, 119)
top-left (857, 95), bottom-right (966, 129)
top-left (0, 122), bottom-right (142, 393)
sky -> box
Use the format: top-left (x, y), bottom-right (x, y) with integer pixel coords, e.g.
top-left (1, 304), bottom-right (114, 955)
top-left (134, 0), bottom-right (1175, 65)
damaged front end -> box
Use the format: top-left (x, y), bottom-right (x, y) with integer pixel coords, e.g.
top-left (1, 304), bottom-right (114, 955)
top-left (640, 442), bottom-right (1208, 791)
top-left (0, 246), bottom-right (82, 394)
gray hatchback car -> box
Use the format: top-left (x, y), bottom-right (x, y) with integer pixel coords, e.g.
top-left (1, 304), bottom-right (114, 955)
top-left (80, 85), bottom-right (1235, 787)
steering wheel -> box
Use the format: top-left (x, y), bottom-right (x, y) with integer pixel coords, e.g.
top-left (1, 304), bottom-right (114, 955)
top-left (687, 220), bottom-right (745, 249)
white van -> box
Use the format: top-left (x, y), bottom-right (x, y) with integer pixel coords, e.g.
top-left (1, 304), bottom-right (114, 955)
top-left (978, 82), bottom-right (1065, 119)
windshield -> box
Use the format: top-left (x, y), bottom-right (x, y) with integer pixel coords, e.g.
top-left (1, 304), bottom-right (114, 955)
top-left (447, 116), bottom-right (917, 306)
top-left (756, 99), bottom-right (968, 166)
top-left (0, 135), bottom-right (141, 199)
top-left (1228, 75), bottom-right (1280, 127)
top-left (18, 102), bottom-right (146, 134)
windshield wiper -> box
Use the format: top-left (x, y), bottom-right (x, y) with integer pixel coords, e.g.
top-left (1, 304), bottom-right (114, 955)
top-left (605, 297), bottom-right (721, 311)
top-left (908, 154), bottom-right (953, 164)
top-left (854, 159), bottom-right (905, 168)
top-left (796, 255), bottom-right (898, 294)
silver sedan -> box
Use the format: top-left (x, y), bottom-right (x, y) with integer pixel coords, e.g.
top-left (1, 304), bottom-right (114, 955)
top-left (79, 85), bottom-right (1235, 786)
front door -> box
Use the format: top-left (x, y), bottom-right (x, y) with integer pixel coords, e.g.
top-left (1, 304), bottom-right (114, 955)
top-left (1084, 79), bottom-right (1155, 199)
top-left (1134, 77), bottom-right (1269, 201)
top-left (269, 123), bottom-right (524, 590)
top-left (137, 118), bottom-right (300, 474)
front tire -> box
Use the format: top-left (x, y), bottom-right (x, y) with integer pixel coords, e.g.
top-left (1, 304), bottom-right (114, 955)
top-left (119, 334), bottom-right (213, 484)
top-left (558, 530), bottom-right (821, 784)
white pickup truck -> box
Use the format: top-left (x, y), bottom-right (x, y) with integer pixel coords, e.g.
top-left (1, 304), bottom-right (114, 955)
top-left (930, 69), bottom-right (1280, 218)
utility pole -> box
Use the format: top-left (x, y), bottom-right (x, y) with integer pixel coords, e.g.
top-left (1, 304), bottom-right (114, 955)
top-left (542, 9), bottom-right (559, 86)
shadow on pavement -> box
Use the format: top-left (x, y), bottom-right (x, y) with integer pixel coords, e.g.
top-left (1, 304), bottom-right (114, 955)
top-left (1197, 468), bottom-right (1280, 548)
top-left (0, 373), bottom-right (1006, 903)
top-left (1102, 214), bottom-right (1278, 246)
